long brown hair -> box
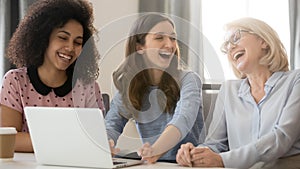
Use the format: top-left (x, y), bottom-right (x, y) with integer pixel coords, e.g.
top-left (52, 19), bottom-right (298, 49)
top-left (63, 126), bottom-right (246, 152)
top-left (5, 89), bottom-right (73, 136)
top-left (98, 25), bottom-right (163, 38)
top-left (113, 13), bottom-right (181, 117)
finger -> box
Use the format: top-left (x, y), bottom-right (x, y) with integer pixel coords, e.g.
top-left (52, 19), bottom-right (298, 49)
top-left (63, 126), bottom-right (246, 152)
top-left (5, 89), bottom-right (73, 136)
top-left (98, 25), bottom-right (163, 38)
top-left (108, 139), bottom-right (116, 156)
top-left (190, 147), bottom-right (208, 155)
top-left (109, 139), bottom-right (115, 148)
top-left (192, 158), bottom-right (205, 167)
top-left (142, 142), bottom-right (151, 148)
top-left (141, 147), bottom-right (152, 157)
top-left (177, 144), bottom-right (192, 166)
top-left (142, 156), bottom-right (156, 164)
top-left (113, 147), bottom-right (120, 154)
top-left (140, 142), bottom-right (153, 157)
top-left (176, 150), bottom-right (184, 165)
top-left (176, 148), bottom-right (188, 165)
top-left (176, 152), bottom-right (192, 167)
top-left (183, 144), bottom-right (194, 163)
top-left (137, 147), bottom-right (142, 156)
top-left (183, 147), bottom-right (191, 164)
top-left (138, 143), bottom-right (151, 156)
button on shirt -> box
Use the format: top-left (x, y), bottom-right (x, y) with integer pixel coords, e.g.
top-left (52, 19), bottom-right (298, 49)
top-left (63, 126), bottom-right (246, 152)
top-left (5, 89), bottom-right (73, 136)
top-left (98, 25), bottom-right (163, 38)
top-left (204, 70), bottom-right (300, 169)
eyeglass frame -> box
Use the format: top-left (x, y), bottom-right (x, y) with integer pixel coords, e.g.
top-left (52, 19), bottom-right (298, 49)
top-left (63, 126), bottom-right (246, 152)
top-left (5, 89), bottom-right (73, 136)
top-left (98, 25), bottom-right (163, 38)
top-left (221, 29), bottom-right (256, 54)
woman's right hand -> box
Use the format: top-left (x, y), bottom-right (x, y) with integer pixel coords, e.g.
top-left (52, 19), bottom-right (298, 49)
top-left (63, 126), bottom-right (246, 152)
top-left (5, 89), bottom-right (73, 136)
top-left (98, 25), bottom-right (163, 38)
top-left (109, 139), bottom-right (120, 157)
top-left (176, 142), bottom-right (195, 167)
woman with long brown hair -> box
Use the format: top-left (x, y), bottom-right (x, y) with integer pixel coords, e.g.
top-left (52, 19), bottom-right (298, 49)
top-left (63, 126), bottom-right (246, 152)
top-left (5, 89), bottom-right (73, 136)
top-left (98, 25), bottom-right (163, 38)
top-left (105, 13), bottom-right (204, 163)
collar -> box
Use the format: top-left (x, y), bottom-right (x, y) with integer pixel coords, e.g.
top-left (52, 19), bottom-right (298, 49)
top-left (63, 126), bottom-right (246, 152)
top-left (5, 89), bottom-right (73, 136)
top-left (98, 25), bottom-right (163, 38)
top-left (27, 66), bottom-right (73, 97)
top-left (238, 71), bottom-right (284, 99)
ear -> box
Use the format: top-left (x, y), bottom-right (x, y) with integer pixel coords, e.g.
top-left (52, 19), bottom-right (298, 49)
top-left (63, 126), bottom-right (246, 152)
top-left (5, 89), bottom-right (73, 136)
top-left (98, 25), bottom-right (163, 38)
top-left (136, 43), bottom-right (144, 54)
top-left (261, 40), bottom-right (269, 49)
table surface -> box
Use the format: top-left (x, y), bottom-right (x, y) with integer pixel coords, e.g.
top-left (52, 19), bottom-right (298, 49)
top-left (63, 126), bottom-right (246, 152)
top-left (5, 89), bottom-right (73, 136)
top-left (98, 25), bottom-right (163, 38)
top-left (0, 153), bottom-right (228, 169)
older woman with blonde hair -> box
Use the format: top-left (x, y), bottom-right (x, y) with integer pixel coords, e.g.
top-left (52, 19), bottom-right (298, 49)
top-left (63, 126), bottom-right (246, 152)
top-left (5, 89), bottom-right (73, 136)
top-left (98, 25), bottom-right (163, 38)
top-left (176, 17), bottom-right (300, 169)
top-left (223, 17), bottom-right (289, 79)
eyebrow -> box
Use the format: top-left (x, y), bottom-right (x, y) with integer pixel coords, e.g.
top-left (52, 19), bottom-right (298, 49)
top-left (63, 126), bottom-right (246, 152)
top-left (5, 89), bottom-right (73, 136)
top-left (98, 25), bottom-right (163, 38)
top-left (153, 32), bottom-right (177, 36)
top-left (58, 30), bottom-right (83, 39)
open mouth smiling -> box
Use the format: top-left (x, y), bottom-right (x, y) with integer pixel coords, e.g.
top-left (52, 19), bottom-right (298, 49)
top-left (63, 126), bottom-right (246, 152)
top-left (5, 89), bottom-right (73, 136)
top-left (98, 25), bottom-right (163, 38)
top-left (159, 51), bottom-right (172, 59)
top-left (58, 52), bottom-right (72, 61)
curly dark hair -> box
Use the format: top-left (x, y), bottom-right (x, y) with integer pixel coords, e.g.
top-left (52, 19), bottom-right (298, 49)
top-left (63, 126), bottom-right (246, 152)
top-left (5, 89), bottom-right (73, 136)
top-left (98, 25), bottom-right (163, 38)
top-left (6, 0), bottom-right (100, 84)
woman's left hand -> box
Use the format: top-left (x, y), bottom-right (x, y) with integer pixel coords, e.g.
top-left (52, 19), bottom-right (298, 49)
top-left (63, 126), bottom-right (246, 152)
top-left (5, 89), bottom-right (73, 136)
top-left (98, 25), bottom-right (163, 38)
top-left (138, 142), bottom-right (161, 163)
top-left (190, 147), bottom-right (224, 167)
top-left (109, 139), bottom-right (120, 157)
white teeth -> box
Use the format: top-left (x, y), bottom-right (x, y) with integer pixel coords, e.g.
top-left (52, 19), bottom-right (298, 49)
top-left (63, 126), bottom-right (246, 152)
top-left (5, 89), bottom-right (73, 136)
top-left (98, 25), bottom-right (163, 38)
top-left (233, 51), bottom-right (244, 60)
top-left (159, 51), bottom-right (171, 55)
top-left (58, 53), bottom-right (71, 60)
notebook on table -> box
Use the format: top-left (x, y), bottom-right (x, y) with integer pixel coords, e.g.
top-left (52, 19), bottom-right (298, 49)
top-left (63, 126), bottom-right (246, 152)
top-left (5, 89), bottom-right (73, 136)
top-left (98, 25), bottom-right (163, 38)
top-left (24, 106), bottom-right (143, 168)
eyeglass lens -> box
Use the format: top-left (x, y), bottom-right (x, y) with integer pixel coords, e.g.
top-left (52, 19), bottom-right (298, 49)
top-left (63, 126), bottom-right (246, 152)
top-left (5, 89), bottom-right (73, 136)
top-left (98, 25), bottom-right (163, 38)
top-left (222, 29), bottom-right (242, 53)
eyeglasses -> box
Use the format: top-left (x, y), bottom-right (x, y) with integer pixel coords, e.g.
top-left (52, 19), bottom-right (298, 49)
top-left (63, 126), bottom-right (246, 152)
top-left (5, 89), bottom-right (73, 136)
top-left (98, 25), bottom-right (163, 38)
top-left (221, 29), bottom-right (255, 54)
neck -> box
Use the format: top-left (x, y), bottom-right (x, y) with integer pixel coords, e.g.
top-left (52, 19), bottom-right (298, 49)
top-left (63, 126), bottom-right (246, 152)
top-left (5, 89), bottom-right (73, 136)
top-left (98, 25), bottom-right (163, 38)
top-left (247, 69), bottom-right (272, 90)
top-left (37, 66), bottom-right (68, 88)
top-left (148, 69), bottom-right (164, 85)
top-left (246, 69), bottom-right (272, 103)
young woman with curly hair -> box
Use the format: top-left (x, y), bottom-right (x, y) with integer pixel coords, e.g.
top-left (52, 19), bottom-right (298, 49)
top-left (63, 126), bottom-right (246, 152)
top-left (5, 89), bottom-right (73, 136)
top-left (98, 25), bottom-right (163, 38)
top-left (0, 0), bottom-right (104, 152)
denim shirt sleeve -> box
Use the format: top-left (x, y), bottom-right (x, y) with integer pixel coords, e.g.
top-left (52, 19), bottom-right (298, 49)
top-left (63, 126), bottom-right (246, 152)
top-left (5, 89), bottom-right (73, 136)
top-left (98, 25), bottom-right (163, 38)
top-left (105, 92), bottom-right (129, 144)
top-left (167, 71), bottom-right (203, 140)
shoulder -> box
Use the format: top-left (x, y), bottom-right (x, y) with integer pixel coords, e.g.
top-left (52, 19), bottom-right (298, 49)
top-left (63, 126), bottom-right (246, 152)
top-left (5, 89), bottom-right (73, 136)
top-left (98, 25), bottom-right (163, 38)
top-left (73, 79), bottom-right (100, 91)
top-left (177, 70), bottom-right (202, 90)
top-left (219, 79), bottom-right (243, 92)
top-left (285, 69), bottom-right (300, 78)
top-left (280, 69), bottom-right (300, 86)
top-left (179, 70), bottom-right (202, 83)
top-left (222, 79), bottom-right (242, 86)
top-left (2, 68), bottom-right (28, 83)
top-left (268, 70), bottom-right (300, 86)
top-left (3, 68), bottom-right (27, 78)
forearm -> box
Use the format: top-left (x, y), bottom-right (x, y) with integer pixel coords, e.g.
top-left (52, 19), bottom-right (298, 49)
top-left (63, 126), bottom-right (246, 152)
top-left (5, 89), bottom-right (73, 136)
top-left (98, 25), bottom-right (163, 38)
top-left (15, 132), bottom-right (33, 152)
top-left (151, 125), bottom-right (181, 156)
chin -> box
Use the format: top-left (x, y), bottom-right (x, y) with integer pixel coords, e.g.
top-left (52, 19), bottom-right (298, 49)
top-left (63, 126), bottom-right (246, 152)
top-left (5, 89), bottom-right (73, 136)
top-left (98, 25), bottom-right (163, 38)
top-left (56, 66), bottom-right (69, 71)
top-left (159, 65), bottom-right (171, 70)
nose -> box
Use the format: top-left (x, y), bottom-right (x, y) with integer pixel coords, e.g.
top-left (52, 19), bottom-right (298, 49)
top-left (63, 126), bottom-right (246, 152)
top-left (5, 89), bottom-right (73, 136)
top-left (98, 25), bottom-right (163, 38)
top-left (64, 41), bottom-right (75, 52)
top-left (164, 37), bottom-right (175, 49)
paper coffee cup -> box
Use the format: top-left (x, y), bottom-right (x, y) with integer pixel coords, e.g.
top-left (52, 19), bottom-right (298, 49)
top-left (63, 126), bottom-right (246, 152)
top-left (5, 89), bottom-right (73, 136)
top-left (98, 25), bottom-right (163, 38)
top-left (0, 127), bottom-right (17, 160)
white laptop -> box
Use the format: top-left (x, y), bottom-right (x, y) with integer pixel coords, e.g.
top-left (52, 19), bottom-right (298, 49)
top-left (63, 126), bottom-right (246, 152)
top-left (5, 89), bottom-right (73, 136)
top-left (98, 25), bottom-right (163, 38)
top-left (24, 107), bottom-right (143, 168)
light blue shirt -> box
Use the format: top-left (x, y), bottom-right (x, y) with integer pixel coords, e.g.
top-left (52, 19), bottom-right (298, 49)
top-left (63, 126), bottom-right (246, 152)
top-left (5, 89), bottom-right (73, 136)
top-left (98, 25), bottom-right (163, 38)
top-left (204, 70), bottom-right (300, 168)
top-left (105, 71), bottom-right (204, 161)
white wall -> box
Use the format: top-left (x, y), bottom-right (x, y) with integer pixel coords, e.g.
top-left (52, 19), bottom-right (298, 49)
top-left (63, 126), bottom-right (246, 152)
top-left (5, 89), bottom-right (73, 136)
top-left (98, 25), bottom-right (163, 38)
top-left (90, 0), bottom-right (139, 99)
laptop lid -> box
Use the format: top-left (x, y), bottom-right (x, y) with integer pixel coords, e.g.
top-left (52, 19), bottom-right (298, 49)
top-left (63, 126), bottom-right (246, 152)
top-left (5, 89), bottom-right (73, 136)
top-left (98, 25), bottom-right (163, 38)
top-left (24, 107), bottom-right (142, 168)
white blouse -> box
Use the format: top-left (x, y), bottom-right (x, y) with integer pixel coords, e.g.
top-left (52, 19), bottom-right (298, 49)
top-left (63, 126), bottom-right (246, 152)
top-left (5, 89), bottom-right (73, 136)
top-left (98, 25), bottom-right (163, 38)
top-left (204, 69), bottom-right (300, 168)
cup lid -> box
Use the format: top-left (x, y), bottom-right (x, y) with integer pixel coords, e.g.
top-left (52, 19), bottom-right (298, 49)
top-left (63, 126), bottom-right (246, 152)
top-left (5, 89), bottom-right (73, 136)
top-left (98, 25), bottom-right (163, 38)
top-left (0, 127), bottom-right (17, 134)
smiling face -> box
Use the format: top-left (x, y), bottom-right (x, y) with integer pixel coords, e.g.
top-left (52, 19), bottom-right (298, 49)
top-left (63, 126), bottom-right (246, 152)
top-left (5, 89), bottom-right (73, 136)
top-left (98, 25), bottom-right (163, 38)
top-left (225, 28), bottom-right (269, 75)
top-left (137, 21), bottom-right (177, 70)
top-left (43, 19), bottom-right (83, 72)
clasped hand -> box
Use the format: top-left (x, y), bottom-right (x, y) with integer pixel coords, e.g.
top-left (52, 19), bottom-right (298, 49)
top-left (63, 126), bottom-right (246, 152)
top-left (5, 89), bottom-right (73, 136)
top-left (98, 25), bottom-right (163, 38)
top-left (176, 142), bottom-right (224, 167)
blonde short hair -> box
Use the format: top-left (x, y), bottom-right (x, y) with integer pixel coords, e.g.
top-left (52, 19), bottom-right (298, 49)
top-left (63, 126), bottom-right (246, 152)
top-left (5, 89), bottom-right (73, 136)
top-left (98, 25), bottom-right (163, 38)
top-left (224, 17), bottom-right (289, 79)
